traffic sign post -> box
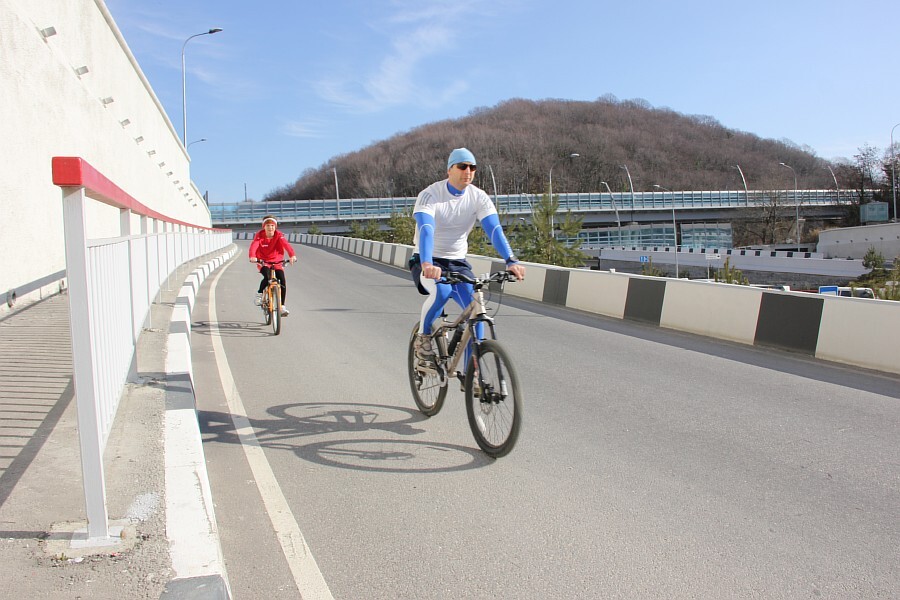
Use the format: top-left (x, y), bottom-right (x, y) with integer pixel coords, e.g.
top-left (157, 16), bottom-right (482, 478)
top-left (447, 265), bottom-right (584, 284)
top-left (705, 254), bottom-right (720, 279)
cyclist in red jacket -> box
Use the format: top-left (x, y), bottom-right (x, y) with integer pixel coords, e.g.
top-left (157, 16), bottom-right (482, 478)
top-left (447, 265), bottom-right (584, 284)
top-left (249, 215), bottom-right (297, 316)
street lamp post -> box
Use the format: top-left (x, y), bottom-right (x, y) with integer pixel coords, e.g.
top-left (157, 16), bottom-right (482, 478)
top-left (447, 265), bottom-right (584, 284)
top-left (333, 167), bottom-right (340, 219)
top-left (488, 165), bottom-right (499, 204)
top-left (734, 164), bottom-right (749, 206)
top-left (181, 28), bottom-right (222, 146)
top-left (779, 162), bottom-right (799, 246)
top-left (620, 163), bottom-right (636, 218)
top-left (654, 185), bottom-right (678, 278)
top-left (600, 182), bottom-right (620, 245)
top-left (826, 165), bottom-right (840, 205)
top-left (187, 138), bottom-right (207, 151)
top-left (891, 123), bottom-right (900, 222)
top-left (600, 181), bottom-right (622, 246)
top-left (548, 153), bottom-right (580, 230)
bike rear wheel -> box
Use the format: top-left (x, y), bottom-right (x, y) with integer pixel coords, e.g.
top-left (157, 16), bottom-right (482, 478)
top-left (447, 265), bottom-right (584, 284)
top-left (407, 322), bottom-right (447, 416)
top-left (465, 340), bottom-right (522, 457)
top-left (271, 285), bottom-right (282, 335)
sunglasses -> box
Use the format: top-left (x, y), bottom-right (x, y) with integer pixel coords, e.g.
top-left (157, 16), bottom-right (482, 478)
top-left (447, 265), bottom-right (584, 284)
top-left (454, 163), bottom-right (477, 171)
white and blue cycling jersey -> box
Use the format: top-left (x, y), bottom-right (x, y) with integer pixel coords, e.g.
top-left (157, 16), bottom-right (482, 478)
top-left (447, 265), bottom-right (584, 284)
top-left (413, 180), bottom-right (517, 336)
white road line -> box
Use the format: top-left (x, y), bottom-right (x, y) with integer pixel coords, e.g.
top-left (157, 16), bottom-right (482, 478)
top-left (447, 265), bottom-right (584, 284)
top-left (207, 262), bottom-right (334, 600)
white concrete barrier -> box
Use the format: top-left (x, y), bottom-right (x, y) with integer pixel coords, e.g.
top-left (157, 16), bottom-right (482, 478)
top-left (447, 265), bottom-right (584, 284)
top-left (165, 248), bottom-right (236, 599)
top-left (566, 269), bottom-right (630, 319)
top-left (659, 279), bottom-right (763, 345)
top-left (815, 296), bottom-right (900, 374)
top-left (296, 234), bottom-right (900, 375)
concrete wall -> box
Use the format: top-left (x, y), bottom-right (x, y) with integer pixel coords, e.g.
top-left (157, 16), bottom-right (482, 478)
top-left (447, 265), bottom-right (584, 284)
top-left (0, 0), bottom-right (209, 317)
top-left (817, 222), bottom-right (900, 261)
top-left (600, 247), bottom-right (868, 277)
top-left (294, 234), bottom-right (900, 376)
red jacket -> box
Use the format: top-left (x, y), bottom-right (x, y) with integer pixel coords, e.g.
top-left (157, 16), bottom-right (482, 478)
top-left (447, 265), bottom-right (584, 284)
top-left (249, 230), bottom-right (296, 270)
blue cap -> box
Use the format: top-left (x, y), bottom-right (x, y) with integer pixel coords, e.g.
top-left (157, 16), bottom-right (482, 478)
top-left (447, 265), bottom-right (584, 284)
top-left (447, 147), bottom-right (476, 169)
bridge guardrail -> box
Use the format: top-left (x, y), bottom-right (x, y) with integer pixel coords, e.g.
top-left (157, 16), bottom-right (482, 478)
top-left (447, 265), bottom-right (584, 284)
top-left (210, 189), bottom-right (865, 224)
top-left (52, 156), bottom-right (232, 541)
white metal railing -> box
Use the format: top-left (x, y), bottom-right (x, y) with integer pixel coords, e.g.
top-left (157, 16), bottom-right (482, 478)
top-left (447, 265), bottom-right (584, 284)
top-left (53, 156), bottom-right (231, 541)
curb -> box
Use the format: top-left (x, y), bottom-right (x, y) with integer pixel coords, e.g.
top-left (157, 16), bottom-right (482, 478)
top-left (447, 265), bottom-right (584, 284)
top-left (161, 247), bottom-right (236, 600)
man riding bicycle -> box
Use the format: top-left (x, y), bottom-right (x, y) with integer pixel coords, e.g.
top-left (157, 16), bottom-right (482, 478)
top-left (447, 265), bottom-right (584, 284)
top-left (249, 215), bottom-right (297, 316)
top-left (411, 148), bottom-right (525, 362)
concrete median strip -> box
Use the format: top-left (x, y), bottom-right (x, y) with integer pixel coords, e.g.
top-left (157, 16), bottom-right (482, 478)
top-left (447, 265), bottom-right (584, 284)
top-left (162, 248), bottom-right (237, 600)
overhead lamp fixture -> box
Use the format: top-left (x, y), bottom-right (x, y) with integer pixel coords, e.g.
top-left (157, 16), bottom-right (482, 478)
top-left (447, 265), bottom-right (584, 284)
top-left (173, 180), bottom-right (180, 184)
top-left (134, 136), bottom-right (144, 143)
top-left (40, 26), bottom-right (57, 38)
top-left (158, 162), bottom-right (165, 168)
top-left (166, 171), bottom-right (173, 176)
top-left (74, 65), bottom-right (89, 76)
top-left (119, 119), bottom-right (131, 127)
top-left (100, 97), bottom-right (114, 105)
top-left (147, 150), bottom-right (156, 156)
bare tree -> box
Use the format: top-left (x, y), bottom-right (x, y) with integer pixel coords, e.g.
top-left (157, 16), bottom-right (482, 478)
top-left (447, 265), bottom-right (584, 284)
top-left (263, 98), bottom-right (839, 204)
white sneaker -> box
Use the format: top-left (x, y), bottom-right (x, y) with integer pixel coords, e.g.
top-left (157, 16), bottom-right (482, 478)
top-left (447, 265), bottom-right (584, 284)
top-left (414, 334), bottom-right (435, 361)
top-left (280, 306), bottom-right (290, 317)
top-left (254, 293), bottom-right (262, 306)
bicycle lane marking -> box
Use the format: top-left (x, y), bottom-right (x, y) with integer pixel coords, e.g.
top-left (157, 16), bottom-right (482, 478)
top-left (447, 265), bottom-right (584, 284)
top-left (207, 262), bottom-right (335, 600)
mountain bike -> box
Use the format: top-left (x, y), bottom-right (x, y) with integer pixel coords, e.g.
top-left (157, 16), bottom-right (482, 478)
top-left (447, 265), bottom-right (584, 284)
top-left (256, 259), bottom-right (289, 335)
top-left (407, 270), bottom-right (522, 457)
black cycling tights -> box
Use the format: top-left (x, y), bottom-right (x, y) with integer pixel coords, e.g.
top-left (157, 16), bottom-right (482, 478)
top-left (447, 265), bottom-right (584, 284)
top-left (258, 267), bottom-right (287, 303)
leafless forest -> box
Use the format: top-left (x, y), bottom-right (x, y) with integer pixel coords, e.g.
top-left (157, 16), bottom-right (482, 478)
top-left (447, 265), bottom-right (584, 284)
top-left (264, 96), bottom-right (863, 203)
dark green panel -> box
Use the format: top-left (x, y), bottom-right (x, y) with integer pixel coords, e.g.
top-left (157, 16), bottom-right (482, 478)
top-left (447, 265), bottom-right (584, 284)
top-left (754, 293), bottom-right (823, 355)
top-left (542, 270), bottom-right (570, 305)
top-left (624, 278), bottom-right (666, 325)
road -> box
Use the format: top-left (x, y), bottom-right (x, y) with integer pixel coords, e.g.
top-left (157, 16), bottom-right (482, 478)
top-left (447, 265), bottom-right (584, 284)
top-left (190, 242), bottom-right (900, 600)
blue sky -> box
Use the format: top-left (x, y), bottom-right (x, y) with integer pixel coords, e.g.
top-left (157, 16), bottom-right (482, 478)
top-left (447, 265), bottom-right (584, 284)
top-left (105, 0), bottom-right (899, 204)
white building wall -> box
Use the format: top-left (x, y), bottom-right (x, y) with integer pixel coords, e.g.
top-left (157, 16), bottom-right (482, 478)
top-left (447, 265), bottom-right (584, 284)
top-left (817, 222), bottom-right (900, 261)
top-left (0, 0), bottom-right (210, 316)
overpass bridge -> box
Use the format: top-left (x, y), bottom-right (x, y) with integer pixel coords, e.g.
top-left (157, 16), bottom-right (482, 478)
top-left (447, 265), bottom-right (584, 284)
top-left (210, 189), bottom-right (857, 248)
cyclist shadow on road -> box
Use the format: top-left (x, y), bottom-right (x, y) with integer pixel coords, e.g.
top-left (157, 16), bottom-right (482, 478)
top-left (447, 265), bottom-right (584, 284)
top-left (192, 319), bottom-right (277, 338)
top-left (198, 401), bottom-right (493, 473)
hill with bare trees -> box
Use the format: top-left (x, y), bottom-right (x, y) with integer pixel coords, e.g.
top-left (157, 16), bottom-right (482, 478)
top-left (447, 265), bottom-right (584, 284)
top-left (264, 96), bottom-right (867, 203)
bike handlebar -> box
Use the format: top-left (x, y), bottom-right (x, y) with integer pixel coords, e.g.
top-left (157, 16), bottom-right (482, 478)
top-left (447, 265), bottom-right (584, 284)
top-left (252, 259), bottom-right (291, 267)
top-left (439, 270), bottom-right (518, 286)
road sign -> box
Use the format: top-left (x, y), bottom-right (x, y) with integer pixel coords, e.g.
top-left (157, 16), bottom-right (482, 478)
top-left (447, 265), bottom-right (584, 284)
top-left (705, 254), bottom-right (720, 260)
top-left (639, 255), bottom-right (649, 263)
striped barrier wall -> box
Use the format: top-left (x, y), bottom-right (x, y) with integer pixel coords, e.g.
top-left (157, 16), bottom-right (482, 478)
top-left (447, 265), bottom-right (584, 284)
top-left (290, 235), bottom-right (899, 375)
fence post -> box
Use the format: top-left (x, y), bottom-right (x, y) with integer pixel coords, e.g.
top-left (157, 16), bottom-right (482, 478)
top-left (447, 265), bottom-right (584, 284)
top-left (61, 185), bottom-right (110, 540)
top-left (121, 209), bottom-right (139, 381)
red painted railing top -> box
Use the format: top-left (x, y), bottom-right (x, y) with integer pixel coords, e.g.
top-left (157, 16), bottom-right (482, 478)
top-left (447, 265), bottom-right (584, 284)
top-left (52, 156), bottom-right (227, 231)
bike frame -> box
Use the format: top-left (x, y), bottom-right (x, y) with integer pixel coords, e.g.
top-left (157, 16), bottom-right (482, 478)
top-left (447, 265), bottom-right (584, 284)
top-left (430, 278), bottom-right (497, 377)
top-left (258, 261), bottom-right (284, 309)
top-left (408, 269), bottom-right (521, 457)
top-left (263, 271), bottom-right (281, 308)
top-left (257, 259), bottom-right (287, 334)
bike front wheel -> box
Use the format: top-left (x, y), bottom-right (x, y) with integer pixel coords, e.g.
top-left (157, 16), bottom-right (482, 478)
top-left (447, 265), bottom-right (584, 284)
top-left (465, 340), bottom-right (522, 457)
top-left (271, 285), bottom-right (282, 335)
top-left (262, 290), bottom-right (272, 326)
top-left (407, 322), bottom-right (447, 416)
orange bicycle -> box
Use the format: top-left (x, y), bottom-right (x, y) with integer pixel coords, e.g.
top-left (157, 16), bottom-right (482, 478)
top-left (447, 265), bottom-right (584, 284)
top-left (256, 259), bottom-right (289, 335)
